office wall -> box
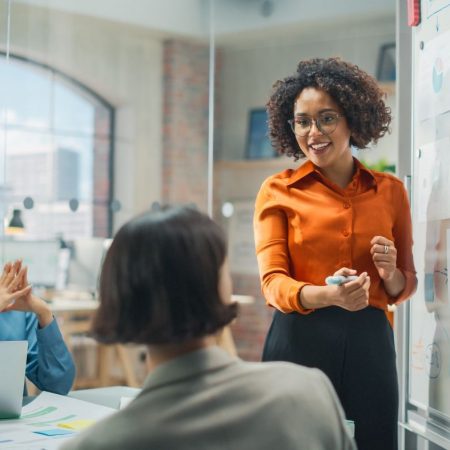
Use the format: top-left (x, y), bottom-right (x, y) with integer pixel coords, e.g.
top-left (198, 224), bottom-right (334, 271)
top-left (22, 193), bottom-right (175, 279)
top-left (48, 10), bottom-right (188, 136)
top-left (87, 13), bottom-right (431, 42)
top-left (0, 2), bottom-right (164, 230)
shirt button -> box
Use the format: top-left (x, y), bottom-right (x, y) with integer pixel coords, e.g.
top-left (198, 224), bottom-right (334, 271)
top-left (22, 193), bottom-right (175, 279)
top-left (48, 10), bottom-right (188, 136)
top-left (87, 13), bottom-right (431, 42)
top-left (343, 230), bottom-right (349, 237)
top-left (343, 202), bottom-right (351, 209)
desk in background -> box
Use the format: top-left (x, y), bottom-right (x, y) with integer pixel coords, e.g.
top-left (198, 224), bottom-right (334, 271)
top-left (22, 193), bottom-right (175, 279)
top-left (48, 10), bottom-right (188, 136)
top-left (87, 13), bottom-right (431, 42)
top-left (50, 296), bottom-right (140, 389)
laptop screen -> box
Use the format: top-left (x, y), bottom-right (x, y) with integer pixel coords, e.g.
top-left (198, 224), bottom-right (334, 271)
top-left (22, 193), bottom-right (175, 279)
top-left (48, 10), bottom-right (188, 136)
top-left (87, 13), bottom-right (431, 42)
top-left (0, 341), bottom-right (28, 419)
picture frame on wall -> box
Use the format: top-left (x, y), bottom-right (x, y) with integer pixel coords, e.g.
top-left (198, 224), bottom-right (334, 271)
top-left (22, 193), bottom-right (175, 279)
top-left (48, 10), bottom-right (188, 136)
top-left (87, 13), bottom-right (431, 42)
top-left (376, 42), bottom-right (396, 82)
top-left (245, 108), bottom-right (278, 159)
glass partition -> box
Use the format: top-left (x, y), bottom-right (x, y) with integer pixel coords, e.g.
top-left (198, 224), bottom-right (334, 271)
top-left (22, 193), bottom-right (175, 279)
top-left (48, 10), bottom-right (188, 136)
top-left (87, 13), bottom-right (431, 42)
top-left (0, 0), bottom-right (214, 391)
top-left (0, 0), bottom-right (212, 284)
top-left (0, 0), bottom-right (402, 384)
top-left (211, 0), bottom-right (397, 360)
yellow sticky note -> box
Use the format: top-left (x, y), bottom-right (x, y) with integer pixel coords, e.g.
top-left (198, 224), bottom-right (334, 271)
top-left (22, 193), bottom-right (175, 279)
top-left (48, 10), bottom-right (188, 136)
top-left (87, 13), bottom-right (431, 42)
top-left (58, 419), bottom-right (96, 430)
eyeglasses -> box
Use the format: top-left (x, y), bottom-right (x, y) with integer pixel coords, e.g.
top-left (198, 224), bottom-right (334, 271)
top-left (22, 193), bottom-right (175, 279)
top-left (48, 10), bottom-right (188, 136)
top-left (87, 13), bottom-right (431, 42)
top-left (287, 112), bottom-right (342, 137)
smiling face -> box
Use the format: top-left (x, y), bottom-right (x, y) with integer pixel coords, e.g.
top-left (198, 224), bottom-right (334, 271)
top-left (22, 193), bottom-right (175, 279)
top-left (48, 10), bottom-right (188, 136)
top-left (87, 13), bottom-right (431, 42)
top-left (293, 87), bottom-right (353, 174)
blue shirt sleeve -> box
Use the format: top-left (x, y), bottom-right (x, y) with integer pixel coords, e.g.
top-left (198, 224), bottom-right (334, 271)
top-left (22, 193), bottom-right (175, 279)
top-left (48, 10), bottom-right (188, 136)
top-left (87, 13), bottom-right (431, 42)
top-left (25, 313), bottom-right (76, 395)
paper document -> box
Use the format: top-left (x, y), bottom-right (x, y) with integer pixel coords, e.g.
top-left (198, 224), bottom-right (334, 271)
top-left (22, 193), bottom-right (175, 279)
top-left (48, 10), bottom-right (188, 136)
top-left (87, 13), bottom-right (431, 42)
top-left (416, 31), bottom-right (450, 121)
top-left (0, 391), bottom-right (115, 449)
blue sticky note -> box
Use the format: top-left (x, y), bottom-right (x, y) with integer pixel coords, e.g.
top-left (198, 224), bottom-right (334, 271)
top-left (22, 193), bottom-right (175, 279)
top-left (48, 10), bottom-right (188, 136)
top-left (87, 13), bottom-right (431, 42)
top-left (33, 428), bottom-right (75, 436)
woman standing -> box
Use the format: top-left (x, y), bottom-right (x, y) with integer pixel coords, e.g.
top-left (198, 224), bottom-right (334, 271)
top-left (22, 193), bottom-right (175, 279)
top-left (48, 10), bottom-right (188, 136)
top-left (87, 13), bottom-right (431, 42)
top-left (254, 58), bottom-right (417, 450)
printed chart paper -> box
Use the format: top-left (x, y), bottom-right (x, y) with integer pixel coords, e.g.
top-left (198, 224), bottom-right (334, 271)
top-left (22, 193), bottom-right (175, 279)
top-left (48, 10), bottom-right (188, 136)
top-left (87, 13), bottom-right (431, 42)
top-left (416, 30), bottom-right (450, 121)
top-left (0, 391), bottom-right (115, 449)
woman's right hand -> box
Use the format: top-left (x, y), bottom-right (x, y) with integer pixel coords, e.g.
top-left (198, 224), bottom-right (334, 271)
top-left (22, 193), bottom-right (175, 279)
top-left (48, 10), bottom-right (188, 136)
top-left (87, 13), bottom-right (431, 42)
top-left (328, 267), bottom-right (370, 311)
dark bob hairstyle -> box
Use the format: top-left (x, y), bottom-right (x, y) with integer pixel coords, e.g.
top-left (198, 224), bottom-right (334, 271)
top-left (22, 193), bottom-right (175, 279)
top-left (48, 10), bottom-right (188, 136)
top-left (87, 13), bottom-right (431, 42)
top-left (92, 206), bottom-right (238, 345)
top-left (267, 57), bottom-right (392, 160)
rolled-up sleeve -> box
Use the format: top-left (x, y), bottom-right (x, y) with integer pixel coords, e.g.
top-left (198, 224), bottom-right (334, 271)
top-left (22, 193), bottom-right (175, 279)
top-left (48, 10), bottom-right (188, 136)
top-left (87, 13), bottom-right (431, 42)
top-left (254, 181), bottom-right (312, 314)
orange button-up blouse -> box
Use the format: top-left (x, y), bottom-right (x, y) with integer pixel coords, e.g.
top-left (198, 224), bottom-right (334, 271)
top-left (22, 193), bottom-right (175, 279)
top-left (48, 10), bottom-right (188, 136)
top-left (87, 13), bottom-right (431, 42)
top-left (253, 158), bottom-right (417, 315)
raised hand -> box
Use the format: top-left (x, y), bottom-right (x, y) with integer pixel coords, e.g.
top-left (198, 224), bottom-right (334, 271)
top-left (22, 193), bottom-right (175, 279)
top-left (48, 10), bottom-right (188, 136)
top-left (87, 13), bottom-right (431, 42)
top-left (1, 261), bottom-right (53, 327)
top-left (0, 260), bottom-right (32, 312)
top-left (370, 236), bottom-right (397, 281)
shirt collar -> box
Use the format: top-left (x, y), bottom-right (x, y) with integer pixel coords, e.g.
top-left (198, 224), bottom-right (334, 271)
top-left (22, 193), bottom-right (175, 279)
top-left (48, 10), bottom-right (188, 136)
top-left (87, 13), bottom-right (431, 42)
top-left (286, 156), bottom-right (377, 190)
top-left (141, 346), bottom-right (238, 392)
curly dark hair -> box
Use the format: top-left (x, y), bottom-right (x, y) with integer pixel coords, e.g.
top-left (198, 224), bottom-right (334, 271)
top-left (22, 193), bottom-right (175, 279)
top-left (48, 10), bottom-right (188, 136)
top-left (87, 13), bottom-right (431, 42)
top-left (267, 57), bottom-right (392, 160)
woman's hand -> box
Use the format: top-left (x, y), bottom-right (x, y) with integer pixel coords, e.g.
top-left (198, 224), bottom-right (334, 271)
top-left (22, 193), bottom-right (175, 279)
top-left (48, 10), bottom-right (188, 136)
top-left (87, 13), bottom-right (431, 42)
top-left (299, 267), bottom-right (370, 311)
top-left (370, 235), bottom-right (406, 298)
top-left (328, 267), bottom-right (370, 311)
top-left (370, 236), bottom-right (397, 281)
top-left (0, 260), bottom-right (32, 312)
top-left (1, 260), bottom-right (53, 327)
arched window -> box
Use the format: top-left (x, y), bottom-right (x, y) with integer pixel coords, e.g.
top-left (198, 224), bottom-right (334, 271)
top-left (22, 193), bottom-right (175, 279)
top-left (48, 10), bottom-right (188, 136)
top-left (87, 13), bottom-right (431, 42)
top-left (0, 54), bottom-right (114, 239)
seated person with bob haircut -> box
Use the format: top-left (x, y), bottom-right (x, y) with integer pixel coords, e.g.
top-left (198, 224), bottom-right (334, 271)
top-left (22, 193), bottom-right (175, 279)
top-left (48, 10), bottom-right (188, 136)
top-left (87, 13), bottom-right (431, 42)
top-left (62, 206), bottom-right (355, 450)
top-left (0, 260), bottom-right (75, 394)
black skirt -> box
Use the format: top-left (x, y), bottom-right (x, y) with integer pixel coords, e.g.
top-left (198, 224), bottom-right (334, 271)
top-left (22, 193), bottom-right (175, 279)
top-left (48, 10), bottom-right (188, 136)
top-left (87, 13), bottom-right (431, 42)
top-left (262, 306), bottom-right (398, 450)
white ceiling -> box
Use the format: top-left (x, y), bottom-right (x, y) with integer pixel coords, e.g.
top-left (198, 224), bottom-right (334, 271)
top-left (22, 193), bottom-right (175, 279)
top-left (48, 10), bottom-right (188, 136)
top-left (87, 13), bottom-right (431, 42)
top-left (14, 0), bottom-right (396, 41)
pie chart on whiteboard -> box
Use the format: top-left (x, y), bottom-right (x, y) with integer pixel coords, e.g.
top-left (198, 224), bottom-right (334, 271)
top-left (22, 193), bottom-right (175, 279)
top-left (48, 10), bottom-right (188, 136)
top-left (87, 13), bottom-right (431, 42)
top-left (432, 57), bottom-right (444, 93)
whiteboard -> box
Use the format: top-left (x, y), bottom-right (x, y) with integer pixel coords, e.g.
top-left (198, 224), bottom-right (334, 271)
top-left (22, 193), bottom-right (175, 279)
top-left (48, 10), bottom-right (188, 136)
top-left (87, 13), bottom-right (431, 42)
top-left (409, 1), bottom-right (450, 423)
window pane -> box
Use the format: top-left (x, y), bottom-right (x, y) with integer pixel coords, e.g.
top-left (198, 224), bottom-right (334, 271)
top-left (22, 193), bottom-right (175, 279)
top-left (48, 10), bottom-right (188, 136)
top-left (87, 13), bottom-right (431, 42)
top-left (53, 134), bottom-right (94, 203)
top-left (0, 57), bottom-right (52, 130)
top-left (22, 201), bottom-right (93, 240)
top-left (4, 130), bottom-right (55, 202)
top-left (0, 54), bottom-right (113, 240)
top-left (53, 74), bottom-right (111, 138)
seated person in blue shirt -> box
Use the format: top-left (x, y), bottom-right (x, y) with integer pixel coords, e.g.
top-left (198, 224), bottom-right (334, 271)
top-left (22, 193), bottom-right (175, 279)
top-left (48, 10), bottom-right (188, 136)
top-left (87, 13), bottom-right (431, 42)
top-left (0, 259), bottom-right (75, 395)
top-left (61, 206), bottom-right (355, 450)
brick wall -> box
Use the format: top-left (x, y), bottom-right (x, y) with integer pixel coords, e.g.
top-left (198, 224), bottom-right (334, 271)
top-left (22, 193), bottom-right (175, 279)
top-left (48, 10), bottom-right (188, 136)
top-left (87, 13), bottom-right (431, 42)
top-left (162, 39), bottom-right (210, 210)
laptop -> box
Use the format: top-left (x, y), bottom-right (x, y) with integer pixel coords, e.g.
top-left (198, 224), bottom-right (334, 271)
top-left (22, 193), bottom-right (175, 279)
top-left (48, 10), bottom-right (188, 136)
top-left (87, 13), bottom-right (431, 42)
top-left (0, 341), bottom-right (28, 419)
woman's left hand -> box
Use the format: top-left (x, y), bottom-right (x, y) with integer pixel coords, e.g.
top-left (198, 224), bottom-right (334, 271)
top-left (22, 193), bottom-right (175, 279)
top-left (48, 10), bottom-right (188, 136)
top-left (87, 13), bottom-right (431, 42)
top-left (370, 236), bottom-right (397, 281)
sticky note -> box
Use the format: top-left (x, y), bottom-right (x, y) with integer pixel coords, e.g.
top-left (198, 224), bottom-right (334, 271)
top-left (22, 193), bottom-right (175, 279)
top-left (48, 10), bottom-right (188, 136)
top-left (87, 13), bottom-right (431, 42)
top-left (58, 419), bottom-right (96, 430)
top-left (33, 428), bottom-right (75, 436)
